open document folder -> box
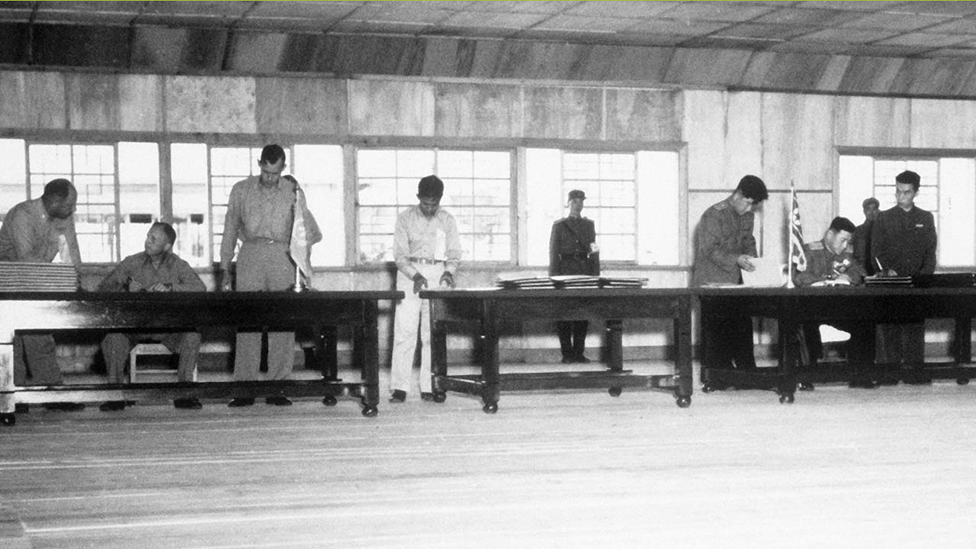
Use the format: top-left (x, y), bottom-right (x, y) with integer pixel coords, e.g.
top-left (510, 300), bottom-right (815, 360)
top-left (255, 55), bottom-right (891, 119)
top-left (741, 256), bottom-right (787, 287)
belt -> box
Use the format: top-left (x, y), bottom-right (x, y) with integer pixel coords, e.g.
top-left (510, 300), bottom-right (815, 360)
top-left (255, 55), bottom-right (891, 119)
top-left (245, 237), bottom-right (287, 245)
top-left (407, 257), bottom-right (445, 265)
top-left (559, 253), bottom-right (589, 260)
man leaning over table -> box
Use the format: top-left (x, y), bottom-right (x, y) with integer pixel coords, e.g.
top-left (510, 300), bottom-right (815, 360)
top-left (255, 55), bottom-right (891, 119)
top-left (97, 222), bottom-right (206, 412)
top-left (792, 216), bottom-right (875, 390)
top-left (0, 178), bottom-right (85, 412)
top-left (389, 175), bottom-right (462, 404)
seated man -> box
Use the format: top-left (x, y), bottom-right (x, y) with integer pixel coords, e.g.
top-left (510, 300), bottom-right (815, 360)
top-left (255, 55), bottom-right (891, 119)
top-left (793, 216), bottom-right (875, 390)
top-left (97, 222), bottom-right (207, 411)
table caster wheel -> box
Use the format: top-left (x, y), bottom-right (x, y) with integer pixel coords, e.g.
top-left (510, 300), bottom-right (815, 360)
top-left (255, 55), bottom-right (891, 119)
top-left (361, 405), bottom-right (378, 418)
top-left (608, 387), bottom-right (622, 397)
top-left (433, 392), bottom-right (447, 403)
top-left (779, 394), bottom-right (794, 404)
top-left (322, 394), bottom-right (338, 406)
top-left (957, 378), bottom-right (970, 386)
top-left (676, 396), bottom-right (691, 408)
top-left (482, 402), bottom-right (498, 414)
top-left (702, 384), bottom-right (714, 394)
top-left (1, 413), bottom-right (15, 426)
top-left (798, 382), bottom-right (815, 392)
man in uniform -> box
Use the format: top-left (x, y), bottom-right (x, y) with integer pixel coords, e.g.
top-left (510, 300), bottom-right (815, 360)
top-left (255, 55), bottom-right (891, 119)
top-left (852, 197), bottom-right (880, 275)
top-left (97, 222), bottom-right (207, 411)
top-left (548, 189), bottom-right (600, 363)
top-left (871, 170), bottom-right (937, 384)
top-left (692, 175), bottom-right (768, 386)
top-left (389, 175), bottom-right (463, 403)
top-left (793, 216), bottom-right (875, 389)
top-left (219, 144), bottom-right (299, 407)
top-left (0, 178), bottom-right (84, 412)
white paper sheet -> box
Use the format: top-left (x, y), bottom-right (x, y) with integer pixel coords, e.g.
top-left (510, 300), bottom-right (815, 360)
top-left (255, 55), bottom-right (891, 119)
top-left (741, 256), bottom-right (787, 287)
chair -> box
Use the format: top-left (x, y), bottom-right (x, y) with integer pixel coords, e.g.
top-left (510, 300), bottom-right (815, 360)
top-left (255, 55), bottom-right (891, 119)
top-left (129, 343), bottom-right (198, 382)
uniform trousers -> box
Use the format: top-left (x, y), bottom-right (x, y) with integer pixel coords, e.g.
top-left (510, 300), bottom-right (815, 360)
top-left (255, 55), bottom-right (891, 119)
top-left (390, 262), bottom-right (444, 394)
top-left (556, 321), bottom-right (588, 358)
top-left (101, 332), bottom-right (201, 384)
top-left (877, 322), bottom-right (925, 366)
top-left (13, 334), bottom-right (63, 386)
top-left (700, 314), bottom-right (757, 380)
top-left (234, 241), bottom-right (295, 381)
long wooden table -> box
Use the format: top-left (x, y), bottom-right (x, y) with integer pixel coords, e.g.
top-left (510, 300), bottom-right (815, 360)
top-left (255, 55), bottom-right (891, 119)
top-left (422, 288), bottom-right (694, 413)
top-left (0, 290), bottom-right (402, 425)
top-left (697, 286), bottom-right (976, 402)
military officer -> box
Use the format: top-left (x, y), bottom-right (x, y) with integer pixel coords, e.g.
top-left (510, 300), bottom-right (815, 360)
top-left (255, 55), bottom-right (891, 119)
top-left (549, 189), bottom-right (600, 363)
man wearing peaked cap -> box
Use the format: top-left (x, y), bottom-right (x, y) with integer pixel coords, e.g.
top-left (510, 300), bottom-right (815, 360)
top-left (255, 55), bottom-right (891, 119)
top-left (549, 189), bottom-right (600, 364)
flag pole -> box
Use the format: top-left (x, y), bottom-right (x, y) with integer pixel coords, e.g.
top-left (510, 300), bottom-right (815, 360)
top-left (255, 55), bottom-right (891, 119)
top-left (787, 183), bottom-right (795, 289)
top-left (293, 185), bottom-right (303, 292)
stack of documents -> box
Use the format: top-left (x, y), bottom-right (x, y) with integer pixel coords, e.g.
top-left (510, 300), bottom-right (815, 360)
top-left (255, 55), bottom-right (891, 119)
top-left (0, 262), bottom-right (79, 292)
top-left (496, 276), bottom-right (556, 290)
top-left (600, 277), bottom-right (648, 288)
top-left (550, 275), bottom-right (602, 289)
top-left (864, 275), bottom-right (912, 287)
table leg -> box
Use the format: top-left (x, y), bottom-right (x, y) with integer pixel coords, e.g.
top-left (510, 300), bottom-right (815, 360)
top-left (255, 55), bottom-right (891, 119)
top-left (955, 317), bottom-right (973, 385)
top-left (431, 318), bottom-right (448, 403)
top-left (358, 302), bottom-right (380, 417)
top-left (606, 319), bottom-right (624, 397)
top-left (481, 301), bottom-right (499, 414)
top-left (1, 342), bottom-right (15, 425)
top-left (778, 305), bottom-right (798, 404)
top-left (674, 295), bottom-right (693, 408)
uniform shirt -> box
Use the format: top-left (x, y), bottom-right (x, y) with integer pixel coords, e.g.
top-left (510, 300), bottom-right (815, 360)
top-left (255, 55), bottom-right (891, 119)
top-left (871, 205), bottom-right (937, 276)
top-left (692, 196), bottom-right (757, 286)
top-left (0, 197), bottom-right (81, 264)
top-left (852, 221), bottom-right (875, 275)
top-left (97, 251), bottom-right (206, 293)
top-left (393, 206), bottom-right (462, 279)
top-left (793, 239), bottom-right (866, 287)
top-left (549, 216), bottom-right (600, 276)
top-left (220, 175), bottom-right (295, 272)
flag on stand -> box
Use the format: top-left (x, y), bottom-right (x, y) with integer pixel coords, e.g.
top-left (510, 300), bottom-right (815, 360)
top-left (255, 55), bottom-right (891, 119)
top-left (289, 181), bottom-right (312, 289)
top-left (790, 186), bottom-right (807, 273)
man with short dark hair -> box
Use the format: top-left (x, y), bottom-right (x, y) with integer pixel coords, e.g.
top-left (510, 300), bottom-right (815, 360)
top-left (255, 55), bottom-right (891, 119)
top-left (219, 144), bottom-right (300, 407)
top-left (793, 216), bottom-right (875, 389)
top-left (0, 179), bottom-right (83, 410)
top-left (871, 170), bottom-right (937, 384)
top-left (389, 175), bottom-right (463, 403)
top-left (97, 222), bottom-right (207, 411)
top-left (549, 189), bottom-right (600, 363)
top-left (693, 175), bottom-right (769, 386)
top-left (853, 197), bottom-right (880, 275)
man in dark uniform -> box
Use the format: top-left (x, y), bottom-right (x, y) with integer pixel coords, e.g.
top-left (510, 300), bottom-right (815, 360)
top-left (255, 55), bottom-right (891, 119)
top-left (692, 175), bottom-right (768, 385)
top-left (871, 170), bottom-right (937, 384)
top-left (852, 197), bottom-right (880, 275)
top-left (793, 216), bottom-right (875, 389)
top-left (549, 189), bottom-right (600, 363)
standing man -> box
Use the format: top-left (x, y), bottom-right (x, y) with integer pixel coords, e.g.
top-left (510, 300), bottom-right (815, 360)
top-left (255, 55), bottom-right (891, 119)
top-left (549, 189), bottom-right (600, 363)
top-left (219, 144), bottom-right (298, 407)
top-left (793, 216), bottom-right (875, 389)
top-left (692, 175), bottom-right (769, 385)
top-left (853, 197), bottom-right (880, 275)
top-left (0, 178), bottom-right (84, 411)
top-left (871, 170), bottom-right (937, 384)
top-left (97, 222), bottom-right (207, 411)
top-left (389, 175), bottom-right (462, 403)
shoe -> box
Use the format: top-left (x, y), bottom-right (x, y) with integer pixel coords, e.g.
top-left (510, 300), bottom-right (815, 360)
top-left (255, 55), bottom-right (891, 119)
top-left (228, 397), bottom-right (255, 407)
top-left (798, 381), bottom-right (815, 392)
top-left (575, 354), bottom-right (590, 364)
top-left (561, 355), bottom-right (574, 364)
top-left (389, 390), bottom-right (407, 403)
top-left (45, 402), bottom-right (86, 412)
top-left (174, 397), bottom-right (203, 410)
top-left (99, 400), bottom-right (127, 412)
top-left (266, 396), bottom-right (292, 406)
top-left (421, 392), bottom-right (434, 402)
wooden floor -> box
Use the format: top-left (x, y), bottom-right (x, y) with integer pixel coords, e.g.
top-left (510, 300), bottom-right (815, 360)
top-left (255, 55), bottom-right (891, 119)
top-left (3, 363), bottom-right (976, 548)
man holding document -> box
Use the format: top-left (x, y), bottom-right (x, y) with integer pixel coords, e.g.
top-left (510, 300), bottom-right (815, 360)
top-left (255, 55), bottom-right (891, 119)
top-left (692, 175), bottom-right (769, 384)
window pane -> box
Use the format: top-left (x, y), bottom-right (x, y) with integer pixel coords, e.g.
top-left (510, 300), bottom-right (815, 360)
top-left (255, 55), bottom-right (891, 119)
top-left (118, 142), bottom-right (160, 258)
top-left (171, 143), bottom-right (209, 267)
top-left (939, 158), bottom-right (975, 266)
top-left (0, 139), bottom-right (26, 217)
top-left (293, 144), bottom-right (344, 267)
top-left (562, 152), bottom-right (638, 262)
top-left (525, 148), bottom-right (563, 266)
top-left (637, 151), bottom-right (679, 265)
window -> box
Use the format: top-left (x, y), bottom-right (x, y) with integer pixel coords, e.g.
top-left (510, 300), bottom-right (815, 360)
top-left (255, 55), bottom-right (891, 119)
top-left (25, 143), bottom-right (161, 263)
top-left (525, 149), bottom-right (679, 266)
top-left (839, 154), bottom-right (975, 267)
top-left (356, 148), bottom-right (512, 263)
top-left (181, 144), bottom-right (344, 268)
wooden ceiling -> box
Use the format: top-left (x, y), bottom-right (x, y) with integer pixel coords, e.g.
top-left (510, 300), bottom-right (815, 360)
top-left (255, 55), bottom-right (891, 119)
top-left (3, 1), bottom-right (976, 59)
